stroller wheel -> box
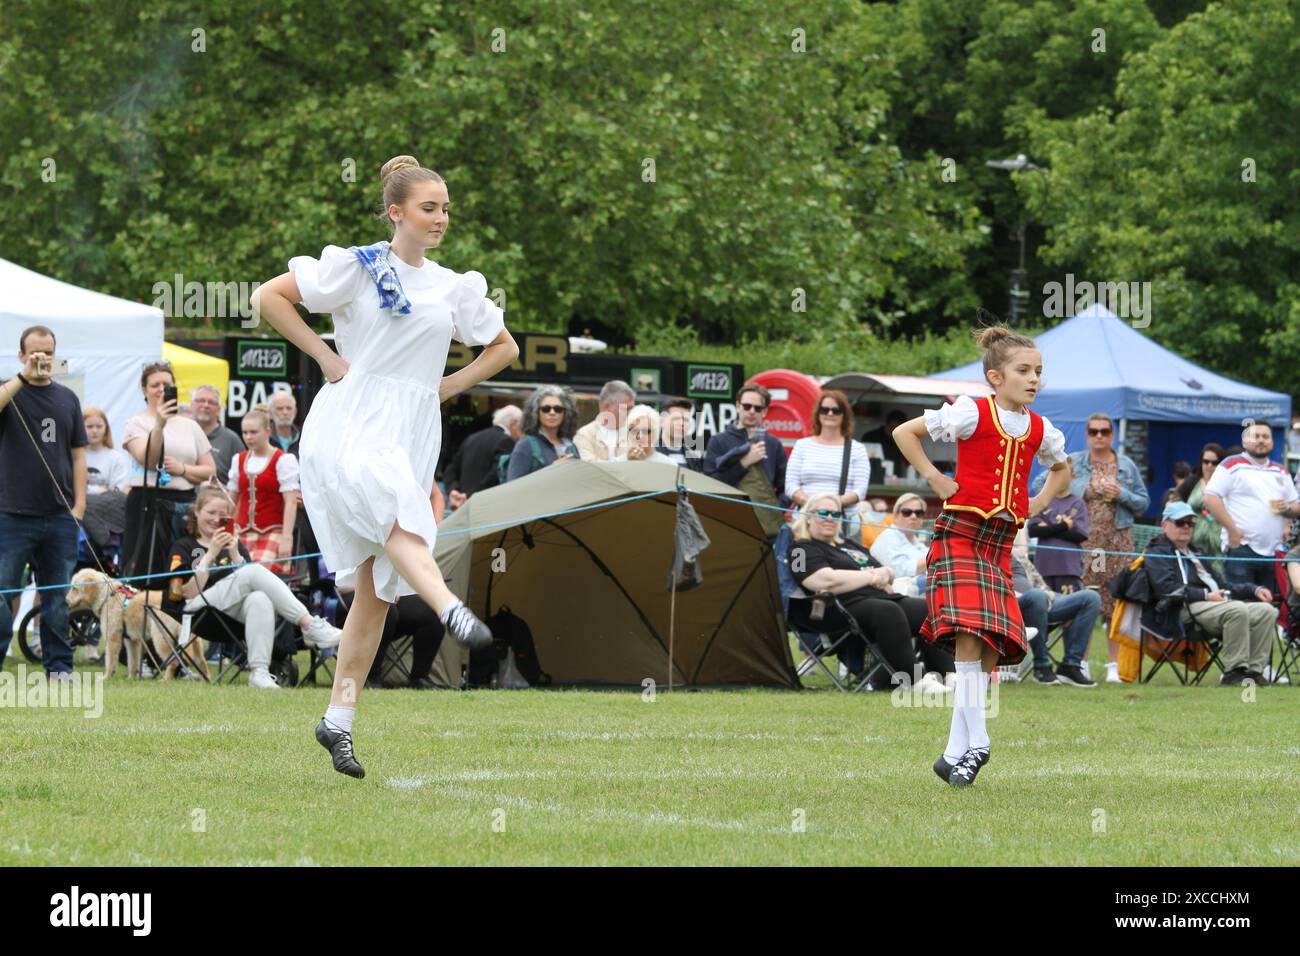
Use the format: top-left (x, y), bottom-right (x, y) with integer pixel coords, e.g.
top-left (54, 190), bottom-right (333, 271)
top-left (17, 608), bottom-right (42, 663)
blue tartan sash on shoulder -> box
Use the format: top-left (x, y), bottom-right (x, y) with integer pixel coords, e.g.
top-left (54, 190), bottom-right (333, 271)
top-left (347, 240), bottom-right (413, 315)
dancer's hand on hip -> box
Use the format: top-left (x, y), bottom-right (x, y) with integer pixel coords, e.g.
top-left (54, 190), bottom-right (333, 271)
top-left (320, 353), bottom-right (349, 384)
top-left (439, 371), bottom-right (464, 403)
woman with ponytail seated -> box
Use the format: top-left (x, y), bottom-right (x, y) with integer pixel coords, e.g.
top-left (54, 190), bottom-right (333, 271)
top-left (168, 486), bottom-right (343, 689)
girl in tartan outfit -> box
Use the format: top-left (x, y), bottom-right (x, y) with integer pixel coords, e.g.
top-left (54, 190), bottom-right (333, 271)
top-left (893, 326), bottom-right (1070, 787)
top-left (229, 407), bottom-right (298, 576)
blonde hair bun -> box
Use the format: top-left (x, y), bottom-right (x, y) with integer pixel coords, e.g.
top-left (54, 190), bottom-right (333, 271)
top-left (380, 155), bottom-right (421, 182)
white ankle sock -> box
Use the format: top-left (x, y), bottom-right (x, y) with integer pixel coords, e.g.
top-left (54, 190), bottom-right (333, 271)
top-left (943, 702), bottom-right (968, 763)
top-left (945, 661), bottom-right (981, 761)
top-left (323, 705), bottom-right (355, 734)
top-left (954, 661), bottom-right (989, 750)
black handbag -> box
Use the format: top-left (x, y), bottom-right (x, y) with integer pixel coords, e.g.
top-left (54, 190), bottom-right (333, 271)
top-left (837, 438), bottom-right (855, 538)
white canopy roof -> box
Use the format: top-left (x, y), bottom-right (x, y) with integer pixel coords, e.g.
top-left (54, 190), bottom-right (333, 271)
top-left (0, 258), bottom-right (163, 438)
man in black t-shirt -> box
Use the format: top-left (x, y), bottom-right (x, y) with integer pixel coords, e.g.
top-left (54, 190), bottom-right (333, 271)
top-left (0, 326), bottom-right (88, 675)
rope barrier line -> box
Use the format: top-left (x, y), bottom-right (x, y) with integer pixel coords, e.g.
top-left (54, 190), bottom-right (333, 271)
top-left (3, 486), bottom-right (1293, 598)
top-left (0, 488), bottom-right (668, 596)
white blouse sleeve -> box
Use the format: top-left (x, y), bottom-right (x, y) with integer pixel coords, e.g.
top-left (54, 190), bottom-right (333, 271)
top-left (451, 271), bottom-right (506, 347)
top-left (1036, 416), bottom-right (1069, 467)
top-left (784, 439), bottom-right (808, 498)
top-left (923, 394), bottom-right (979, 443)
top-left (227, 457), bottom-right (239, 491)
top-left (849, 441), bottom-right (871, 499)
top-left (288, 245), bottom-right (367, 315)
top-left (276, 453), bottom-right (300, 491)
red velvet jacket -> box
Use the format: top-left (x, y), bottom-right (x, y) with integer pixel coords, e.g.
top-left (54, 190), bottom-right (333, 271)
top-left (944, 395), bottom-right (1044, 524)
top-left (235, 448), bottom-right (286, 532)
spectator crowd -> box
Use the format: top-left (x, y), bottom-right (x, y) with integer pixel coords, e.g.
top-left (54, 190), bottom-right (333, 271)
top-left (4, 322), bottom-right (1299, 692)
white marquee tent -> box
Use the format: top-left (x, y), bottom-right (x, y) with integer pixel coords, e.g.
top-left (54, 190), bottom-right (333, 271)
top-left (0, 257), bottom-right (163, 439)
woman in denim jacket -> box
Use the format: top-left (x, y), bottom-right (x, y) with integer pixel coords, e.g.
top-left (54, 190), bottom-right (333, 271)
top-left (1033, 411), bottom-right (1149, 683)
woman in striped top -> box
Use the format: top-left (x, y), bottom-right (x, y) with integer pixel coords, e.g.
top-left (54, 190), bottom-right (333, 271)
top-left (785, 389), bottom-right (871, 538)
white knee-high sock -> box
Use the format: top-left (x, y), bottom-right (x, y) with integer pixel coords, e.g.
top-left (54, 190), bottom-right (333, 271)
top-left (323, 705), bottom-right (355, 734)
top-left (945, 660), bottom-right (980, 761)
top-left (962, 665), bottom-right (990, 750)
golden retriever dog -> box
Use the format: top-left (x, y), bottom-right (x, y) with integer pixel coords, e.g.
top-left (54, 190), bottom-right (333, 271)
top-left (65, 569), bottom-right (211, 680)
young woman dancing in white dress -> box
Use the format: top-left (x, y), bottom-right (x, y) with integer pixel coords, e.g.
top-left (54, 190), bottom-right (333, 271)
top-left (252, 155), bottom-right (519, 778)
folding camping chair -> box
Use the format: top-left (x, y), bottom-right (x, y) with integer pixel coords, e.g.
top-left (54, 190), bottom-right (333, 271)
top-left (1015, 620), bottom-right (1067, 681)
top-left (1275, 618), bottom-right (1300, 684)
top-left (1135, 607), bottom-right (1223, 685)
top-left (785, 585), bottom-right (891, 692)
top-left (294, 556), bottom-right (342, 687)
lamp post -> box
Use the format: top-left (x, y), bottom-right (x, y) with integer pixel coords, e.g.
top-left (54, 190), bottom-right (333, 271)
top-left (986, 154), bottom-right (1049, 325)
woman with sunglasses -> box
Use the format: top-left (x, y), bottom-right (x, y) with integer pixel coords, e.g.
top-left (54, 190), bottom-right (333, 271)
top-left (506, 386), bottom-right (581, 482)
top-left (869, 493), bottom-right (929, 591)
top-left (1176, 443), bottom-right (1226, 573)
top-left (1062, 412), bottom-right (1149, 683)
top-left (789, 494), bottom-right (953, 691)
top-left (785, 390), bottom-right (870, 541)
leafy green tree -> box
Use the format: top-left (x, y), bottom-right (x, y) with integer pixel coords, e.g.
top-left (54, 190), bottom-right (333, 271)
top-left (1023, 0), bottom-right (1300, 392)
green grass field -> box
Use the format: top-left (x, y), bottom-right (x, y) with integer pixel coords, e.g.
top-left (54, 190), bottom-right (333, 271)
top-left (2, 634), bottom-right (1297, 866)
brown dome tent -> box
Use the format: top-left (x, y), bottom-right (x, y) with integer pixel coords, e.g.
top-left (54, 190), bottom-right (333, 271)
top-left (433, 460), bottom-right (797, 688)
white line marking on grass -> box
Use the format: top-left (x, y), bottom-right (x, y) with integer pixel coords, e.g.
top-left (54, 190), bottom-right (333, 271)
top-left (386, 770), bottom-right (559, 789)
top-left (435, 785), bottom-right (776, 835)
top-left (436, 728), bottom-right (858, 744)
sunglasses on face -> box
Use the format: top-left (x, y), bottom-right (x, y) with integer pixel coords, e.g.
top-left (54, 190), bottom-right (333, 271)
top-left (539, 405), bottom-right (565, 414)
top-left (1202, 458), bottom-right (1219, 466)
top-left (1173, 518), bottom-right (1196, 528)
top-left (898, 508), bottom-right (925, 518)
top-left (1088, 427), bottom-right (1112, 437)
top-left (812, 509), bottom-right (844, 520)
top-left (739, 402), bottom-right (766, 412)
top-left (818, 406), bottom-right (843, 416)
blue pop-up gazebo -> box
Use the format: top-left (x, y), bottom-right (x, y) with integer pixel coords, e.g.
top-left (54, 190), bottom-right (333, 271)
top-left (932, 305), bottom-right (1292, 516)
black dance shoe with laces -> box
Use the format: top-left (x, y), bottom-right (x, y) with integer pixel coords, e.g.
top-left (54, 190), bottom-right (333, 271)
top-left (947, 747), bottom-right (990, 788)
top-left (316, 719), bottom-right (365, 779)
top-left (933, 755), bottom-right (954, 782)
top-left (442, 603), bottom-right (494, 651)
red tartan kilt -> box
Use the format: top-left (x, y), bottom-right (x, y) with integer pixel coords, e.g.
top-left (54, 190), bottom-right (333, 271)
top-left (920, 510), bottom-right (1027, 666)
top-left (241, 526), bottom-right (292, 577)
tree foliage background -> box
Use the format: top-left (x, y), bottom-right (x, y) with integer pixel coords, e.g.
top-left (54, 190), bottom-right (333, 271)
top-left (1, 0), bottom-right (1293, 393)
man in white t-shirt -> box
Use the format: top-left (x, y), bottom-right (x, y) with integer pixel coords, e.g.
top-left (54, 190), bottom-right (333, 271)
top-left (573, 380), bottom-right (634, 462)
top-left (1203, 421), bottom-right (1300, 591)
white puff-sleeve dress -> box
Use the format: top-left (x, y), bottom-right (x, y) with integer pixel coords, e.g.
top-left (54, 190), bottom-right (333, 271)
top-left (289, 245), bottom-right (505, 601)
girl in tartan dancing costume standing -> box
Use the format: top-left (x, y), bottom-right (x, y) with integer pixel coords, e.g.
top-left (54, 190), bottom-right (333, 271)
top-left (893, 325), bottom-right (1070, 787)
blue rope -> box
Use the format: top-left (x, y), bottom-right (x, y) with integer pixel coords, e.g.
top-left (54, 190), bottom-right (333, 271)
top-left (0, 490), bottom-right (667, 596)
top-left (2, 487), bottom-right (1290, 597)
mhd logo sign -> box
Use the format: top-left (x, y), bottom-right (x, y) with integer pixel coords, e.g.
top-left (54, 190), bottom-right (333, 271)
top-left (236, 341), bottom-right (288, 377)
top-left (49, 886), bottom-right (151, 936)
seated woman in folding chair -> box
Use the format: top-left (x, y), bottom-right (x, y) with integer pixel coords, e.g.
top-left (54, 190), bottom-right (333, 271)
top-left (169, 487), bottom-right (343, 689)
top-left (789, 494), bottom-right (954, 693)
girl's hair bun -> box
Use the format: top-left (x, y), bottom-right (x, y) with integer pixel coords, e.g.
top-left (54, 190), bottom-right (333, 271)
top-left (380, 155), bottom-right (421, 182)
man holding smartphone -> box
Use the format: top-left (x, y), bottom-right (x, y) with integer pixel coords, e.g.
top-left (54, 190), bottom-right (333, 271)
top-left (704, 383), bottom-right (789, 538)
top-left (0, 325), bottom-right (88, 677)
